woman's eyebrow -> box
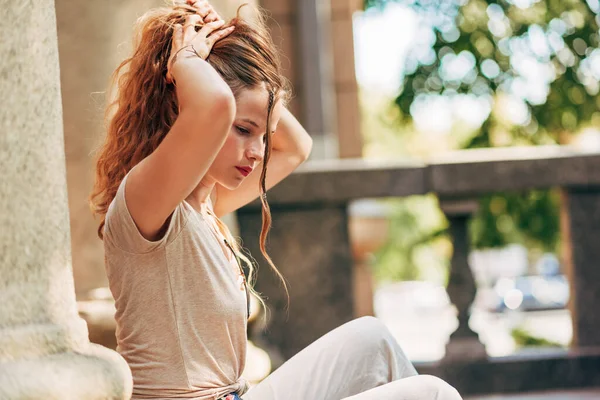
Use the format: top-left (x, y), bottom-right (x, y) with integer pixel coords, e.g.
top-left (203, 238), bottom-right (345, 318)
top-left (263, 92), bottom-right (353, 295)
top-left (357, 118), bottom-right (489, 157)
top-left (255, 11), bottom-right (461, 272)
top-left (241, 118), bottom-right (259, 128)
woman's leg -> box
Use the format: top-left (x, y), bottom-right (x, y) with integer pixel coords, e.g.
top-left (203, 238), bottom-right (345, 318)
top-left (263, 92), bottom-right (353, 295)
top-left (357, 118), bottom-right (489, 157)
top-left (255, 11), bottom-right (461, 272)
top-left (341, 375), bottom-right (463, 400)
top-left (242, 316), bottom-right (427, 400)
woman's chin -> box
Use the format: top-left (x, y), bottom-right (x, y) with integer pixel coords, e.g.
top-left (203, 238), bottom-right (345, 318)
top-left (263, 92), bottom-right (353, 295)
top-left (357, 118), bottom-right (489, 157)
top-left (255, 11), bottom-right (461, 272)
top-left (219, 178), bottom-right (244, 191)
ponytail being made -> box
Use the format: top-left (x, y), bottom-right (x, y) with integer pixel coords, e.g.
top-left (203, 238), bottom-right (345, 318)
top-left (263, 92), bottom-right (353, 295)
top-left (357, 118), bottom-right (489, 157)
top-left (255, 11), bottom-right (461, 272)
top-left (90, 3), bottom-right (290, 311)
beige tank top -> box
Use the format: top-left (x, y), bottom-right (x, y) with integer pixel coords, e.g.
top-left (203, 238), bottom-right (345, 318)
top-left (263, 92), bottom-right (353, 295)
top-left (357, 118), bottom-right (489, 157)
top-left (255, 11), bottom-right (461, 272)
top-left (103, 172), bottom-right (249, 400)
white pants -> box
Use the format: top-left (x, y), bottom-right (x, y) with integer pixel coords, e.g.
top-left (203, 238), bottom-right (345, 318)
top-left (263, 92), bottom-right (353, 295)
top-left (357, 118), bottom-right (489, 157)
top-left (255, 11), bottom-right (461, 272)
top-left (242, 317), bottom-right (462, 400)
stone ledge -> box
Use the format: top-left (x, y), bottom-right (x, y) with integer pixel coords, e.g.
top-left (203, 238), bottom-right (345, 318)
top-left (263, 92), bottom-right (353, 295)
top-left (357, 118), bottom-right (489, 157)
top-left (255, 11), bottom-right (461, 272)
top-left (241, 158), bottom-right (428, 209)
top-left (416, 347), bottom-right (600, 396)
top-left (240, 146), bottom-right (600, 210)
top-left (429, 146), bottom-right (600, 197)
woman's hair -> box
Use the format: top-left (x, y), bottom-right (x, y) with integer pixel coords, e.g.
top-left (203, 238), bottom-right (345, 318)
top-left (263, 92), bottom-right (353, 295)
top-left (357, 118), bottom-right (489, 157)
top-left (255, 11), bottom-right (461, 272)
top-left (89, 3), bottom-right (291, 310)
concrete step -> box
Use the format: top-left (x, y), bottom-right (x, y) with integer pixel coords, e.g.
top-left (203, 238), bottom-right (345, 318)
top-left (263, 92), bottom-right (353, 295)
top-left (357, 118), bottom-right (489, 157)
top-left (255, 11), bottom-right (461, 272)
top-left (466, 388), bottom-right (600, 399)
top-left (416, 347), bottom-right (600, 396)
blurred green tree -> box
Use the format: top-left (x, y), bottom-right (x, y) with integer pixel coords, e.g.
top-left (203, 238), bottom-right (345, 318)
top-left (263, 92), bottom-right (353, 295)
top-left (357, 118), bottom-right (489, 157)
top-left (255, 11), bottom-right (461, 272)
top-left (363, 0), bottom-right (600, 252)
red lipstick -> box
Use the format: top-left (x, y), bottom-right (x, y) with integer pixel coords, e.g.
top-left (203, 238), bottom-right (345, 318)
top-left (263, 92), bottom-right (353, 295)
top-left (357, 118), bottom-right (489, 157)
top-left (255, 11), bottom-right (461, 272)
top-left (236, 166), bottom-right (252, 177)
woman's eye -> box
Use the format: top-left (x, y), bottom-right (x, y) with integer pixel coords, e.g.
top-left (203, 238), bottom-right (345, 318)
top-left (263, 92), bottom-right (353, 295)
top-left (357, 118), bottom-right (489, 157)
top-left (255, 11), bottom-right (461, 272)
top-left (236, 126), bottom-right (250, 135)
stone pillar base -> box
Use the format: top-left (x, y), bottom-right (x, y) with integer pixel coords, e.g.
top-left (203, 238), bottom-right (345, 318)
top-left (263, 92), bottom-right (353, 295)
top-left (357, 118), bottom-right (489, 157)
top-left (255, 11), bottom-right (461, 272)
top-left (443, 337), bottom-right (487, 362)
top-left (0, 343), bottom-right (132, 400)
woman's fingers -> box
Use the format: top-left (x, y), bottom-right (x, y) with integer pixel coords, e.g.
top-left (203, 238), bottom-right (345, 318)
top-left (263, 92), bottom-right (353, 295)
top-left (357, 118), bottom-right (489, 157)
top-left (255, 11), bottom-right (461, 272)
top-left (183, 14), bottom-right (203, 38)
top-left (185, 0), bottom-right (212, 19)
top-left (167, 7), bottom-right (231, 68)
top-left (197, 19), bottom-right (225, 38)
top-left (184, 0), bottom-right (221, 23)
top-left (184, 0), bottom-right (208, 9)
top-left (184, 0), bottom-right (207, 7)
top-left (203, 10), bottom-right (220, 22)
top-left (206, 25), bottom-right (235, 46)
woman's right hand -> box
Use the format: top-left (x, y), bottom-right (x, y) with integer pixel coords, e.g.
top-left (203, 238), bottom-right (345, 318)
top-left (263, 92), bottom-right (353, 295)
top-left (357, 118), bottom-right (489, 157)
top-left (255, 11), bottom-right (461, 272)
top-left (166, 13), bottom-right (234, 83)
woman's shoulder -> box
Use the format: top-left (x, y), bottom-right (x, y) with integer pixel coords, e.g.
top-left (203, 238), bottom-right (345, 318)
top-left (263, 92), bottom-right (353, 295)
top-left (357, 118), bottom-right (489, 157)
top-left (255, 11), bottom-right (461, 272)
top-left (104, 173), bottom-right (193, 254)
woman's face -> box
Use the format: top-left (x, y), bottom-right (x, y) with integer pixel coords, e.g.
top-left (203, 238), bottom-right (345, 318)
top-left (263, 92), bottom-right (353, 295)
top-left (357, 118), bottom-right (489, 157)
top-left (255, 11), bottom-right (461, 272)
top-left (204, 85), bottom-right (283, 190)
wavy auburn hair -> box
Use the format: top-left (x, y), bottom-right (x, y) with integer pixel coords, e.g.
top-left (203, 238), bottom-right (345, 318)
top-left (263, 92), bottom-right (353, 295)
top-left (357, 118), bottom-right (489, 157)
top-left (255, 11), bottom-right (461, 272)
top-left (90, 3), bottom-right (290, 306)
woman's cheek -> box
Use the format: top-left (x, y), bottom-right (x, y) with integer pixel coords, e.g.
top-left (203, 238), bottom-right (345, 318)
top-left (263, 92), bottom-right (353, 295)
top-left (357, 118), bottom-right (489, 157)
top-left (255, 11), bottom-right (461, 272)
top-left (221, 133), bottom-right (237, 152)
top-left (232, 133), bottom-right (248, 153)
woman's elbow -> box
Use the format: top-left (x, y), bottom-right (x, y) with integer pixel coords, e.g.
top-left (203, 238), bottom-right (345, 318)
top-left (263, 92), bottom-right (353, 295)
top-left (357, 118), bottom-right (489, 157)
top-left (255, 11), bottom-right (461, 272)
top-left (300, 135), bottom-right (313, 162)
top-left (182, 88), bottom-right (235, 138)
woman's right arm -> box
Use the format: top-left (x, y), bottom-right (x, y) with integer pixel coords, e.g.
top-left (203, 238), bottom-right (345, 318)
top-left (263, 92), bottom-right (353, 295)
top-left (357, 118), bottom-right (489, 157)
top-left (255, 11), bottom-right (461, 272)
top-left (125, 16), bottom-right (235, 241)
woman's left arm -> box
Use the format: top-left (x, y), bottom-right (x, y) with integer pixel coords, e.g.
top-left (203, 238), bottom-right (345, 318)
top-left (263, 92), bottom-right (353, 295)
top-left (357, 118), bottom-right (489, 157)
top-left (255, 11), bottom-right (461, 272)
top-left (213, 107), bottom-right (313, 217)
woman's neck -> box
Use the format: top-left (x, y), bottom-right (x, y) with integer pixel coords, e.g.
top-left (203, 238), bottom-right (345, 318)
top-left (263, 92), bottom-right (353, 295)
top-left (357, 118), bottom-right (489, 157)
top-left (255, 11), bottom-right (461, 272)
top-left (185, 177), bottom-right (216, 212)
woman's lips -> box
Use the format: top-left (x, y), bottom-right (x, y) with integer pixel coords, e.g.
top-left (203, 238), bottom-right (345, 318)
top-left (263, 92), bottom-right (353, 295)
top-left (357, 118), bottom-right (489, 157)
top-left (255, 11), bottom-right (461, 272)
top-left (236, 166), bottom-right (252, 177)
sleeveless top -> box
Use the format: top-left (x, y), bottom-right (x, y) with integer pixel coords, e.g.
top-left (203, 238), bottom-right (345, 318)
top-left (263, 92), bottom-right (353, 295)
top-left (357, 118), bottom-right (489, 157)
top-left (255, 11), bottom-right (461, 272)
top-left (103, 172), bottom-right (249, 400)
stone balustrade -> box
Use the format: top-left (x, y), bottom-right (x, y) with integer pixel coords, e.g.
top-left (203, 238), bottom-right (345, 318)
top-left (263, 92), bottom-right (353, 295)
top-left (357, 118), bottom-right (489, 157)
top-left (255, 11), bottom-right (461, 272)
top-left (237, 145), bottom-right (600, 385)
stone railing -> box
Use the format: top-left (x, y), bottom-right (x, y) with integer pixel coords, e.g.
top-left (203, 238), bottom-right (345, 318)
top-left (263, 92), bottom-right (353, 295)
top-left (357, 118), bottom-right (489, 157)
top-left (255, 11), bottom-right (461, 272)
top-left (237, 145), bottom-right (600, 393)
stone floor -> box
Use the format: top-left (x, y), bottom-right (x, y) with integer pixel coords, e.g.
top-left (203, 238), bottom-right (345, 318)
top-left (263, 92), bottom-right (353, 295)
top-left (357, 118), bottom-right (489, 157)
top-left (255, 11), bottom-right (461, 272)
top-left (466, 388), bottom-right (600, 399)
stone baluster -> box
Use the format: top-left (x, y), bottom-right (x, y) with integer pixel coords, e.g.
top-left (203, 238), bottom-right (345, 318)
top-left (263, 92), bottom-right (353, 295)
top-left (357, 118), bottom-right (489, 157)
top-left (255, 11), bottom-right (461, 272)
top-left (560, 188), bottom-right (600, 348)
top-left (348, 200), bottom-right (391, 318)
top-left (440, 199), bottom-right (487, 362)
top-left (0, 1), bottom-right (131, 398)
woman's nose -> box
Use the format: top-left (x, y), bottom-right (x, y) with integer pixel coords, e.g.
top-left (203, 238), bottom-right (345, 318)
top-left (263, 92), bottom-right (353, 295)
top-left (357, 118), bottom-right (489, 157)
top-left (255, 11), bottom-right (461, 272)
top-left (247, 140), bottom-right (265, 162)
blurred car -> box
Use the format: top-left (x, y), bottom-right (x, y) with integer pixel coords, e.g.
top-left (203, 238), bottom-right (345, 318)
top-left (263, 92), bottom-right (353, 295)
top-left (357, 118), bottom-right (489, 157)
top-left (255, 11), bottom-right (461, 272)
top-left (489, 274), bottom-right (569, 313)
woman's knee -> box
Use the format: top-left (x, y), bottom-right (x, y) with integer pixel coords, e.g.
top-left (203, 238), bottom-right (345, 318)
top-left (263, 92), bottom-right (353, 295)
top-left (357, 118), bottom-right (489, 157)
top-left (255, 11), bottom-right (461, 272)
top-left (338, 317), bottom-right (415, 374)
top-left (341, 316), bottom-right (392, 346)
top-left (414, 375), bottom-right (463, 400)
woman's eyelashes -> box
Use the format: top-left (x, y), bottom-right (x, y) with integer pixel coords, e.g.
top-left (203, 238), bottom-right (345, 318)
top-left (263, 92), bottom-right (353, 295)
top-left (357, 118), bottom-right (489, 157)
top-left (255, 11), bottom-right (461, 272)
top-left (236, 125), bottom-right (268, 144)
top-left (236, 125), bottom-right (267, 142)
top-left (236, 126), bottom-right (251, 135)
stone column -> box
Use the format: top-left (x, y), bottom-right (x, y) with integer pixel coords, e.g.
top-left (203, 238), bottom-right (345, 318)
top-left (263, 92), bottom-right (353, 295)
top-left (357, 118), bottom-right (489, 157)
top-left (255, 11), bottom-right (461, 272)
top-left (259, 0), bottom-right (302, 118)
top-left (297, 0), bottom-right (339, 159)
top-left (348, 200), bottom-right (390, 318)
top-left (237, 204), bottom-right (355, 362)
top-left (440, 199), bottom-right (487, 362)
top-left (260, 0), bottom-right (339, 159)
top-left (0, 0), bottom-right (132, 398)
top-left (561, 188), bottom-right (600, 347)
top-left (330, 0), bottom-right (363, 158)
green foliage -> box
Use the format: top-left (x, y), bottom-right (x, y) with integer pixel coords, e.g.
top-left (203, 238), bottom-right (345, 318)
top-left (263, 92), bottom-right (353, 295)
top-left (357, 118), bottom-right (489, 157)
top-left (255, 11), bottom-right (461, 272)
top-left (511, 327), bottom-right (564, 347)
top-left (471, 189), bottom-right (561, 250)
top-left (373, 196), bottom-right (450, 283)
top-left (366, 0), bottom-right (600, 141)
top-left (362, 0), bottom-right (598, 251)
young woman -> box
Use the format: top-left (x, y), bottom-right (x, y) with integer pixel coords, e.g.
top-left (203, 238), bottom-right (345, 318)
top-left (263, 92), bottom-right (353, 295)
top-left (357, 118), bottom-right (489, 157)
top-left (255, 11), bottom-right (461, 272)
top-left (90, 1), bottom-right (463, 399)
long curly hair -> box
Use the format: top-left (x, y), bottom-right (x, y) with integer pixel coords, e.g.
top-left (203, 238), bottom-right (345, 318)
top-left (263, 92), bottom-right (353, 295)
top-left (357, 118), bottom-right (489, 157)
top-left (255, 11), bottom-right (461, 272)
top-left (90, 3), bottom-right (290, 307)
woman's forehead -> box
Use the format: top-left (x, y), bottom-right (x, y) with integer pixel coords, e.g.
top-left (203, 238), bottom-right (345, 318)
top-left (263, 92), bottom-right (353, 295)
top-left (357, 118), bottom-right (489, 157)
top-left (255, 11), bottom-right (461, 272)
top-left (236, 86), bottom-right (271, 111)
top-left (235, 87), bottom-right (282, 126)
